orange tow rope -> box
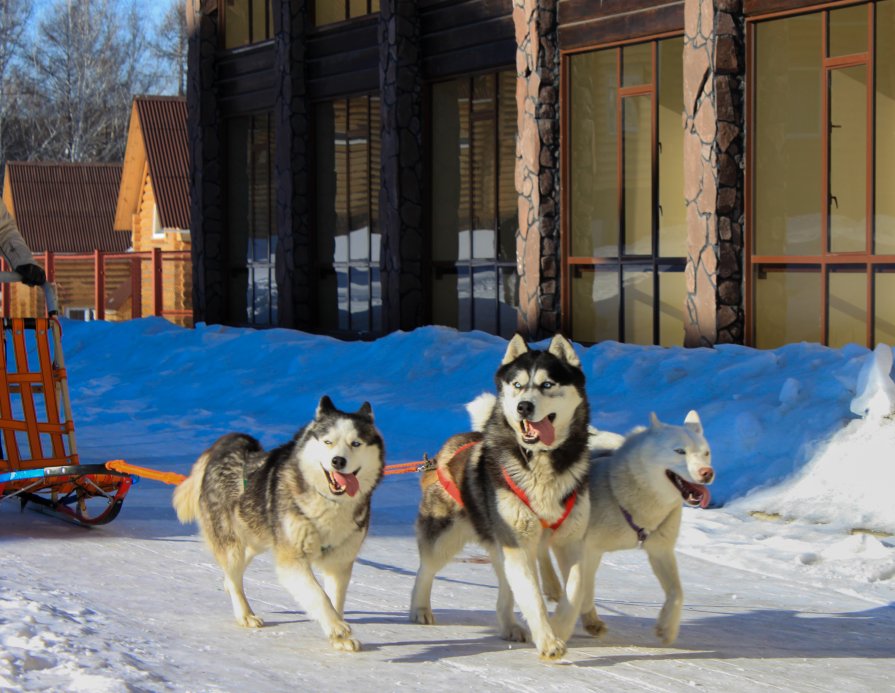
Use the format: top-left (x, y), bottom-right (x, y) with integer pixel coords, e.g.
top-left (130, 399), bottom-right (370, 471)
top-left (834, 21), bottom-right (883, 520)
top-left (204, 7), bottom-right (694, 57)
top-left (105, 460), bottom-right (187, 486)
top-left (104, 459), bottom-right (426, 485)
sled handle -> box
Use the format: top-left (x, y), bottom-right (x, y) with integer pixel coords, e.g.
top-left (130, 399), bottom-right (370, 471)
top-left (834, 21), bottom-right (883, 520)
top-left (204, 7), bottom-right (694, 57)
top-left (0, 271), bottom-right (58, 316)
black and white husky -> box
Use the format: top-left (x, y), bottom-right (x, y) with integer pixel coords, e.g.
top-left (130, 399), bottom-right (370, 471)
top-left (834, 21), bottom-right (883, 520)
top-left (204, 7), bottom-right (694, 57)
top-left (410, 334), bottom-right (592, 661)
top-left (172, 396), bottom-right (384, 652)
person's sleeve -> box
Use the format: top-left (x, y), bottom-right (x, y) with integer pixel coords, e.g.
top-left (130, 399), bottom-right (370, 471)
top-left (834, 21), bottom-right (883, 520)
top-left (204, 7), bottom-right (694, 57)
top-left (0, 198), bottom-right (35, 269)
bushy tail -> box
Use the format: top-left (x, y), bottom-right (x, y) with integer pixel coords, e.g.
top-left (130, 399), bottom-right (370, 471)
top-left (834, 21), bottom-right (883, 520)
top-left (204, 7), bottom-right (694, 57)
top-left (465, 392), bottom-right (496, 432)
top-left (171, 452), bottom-right (211, 524)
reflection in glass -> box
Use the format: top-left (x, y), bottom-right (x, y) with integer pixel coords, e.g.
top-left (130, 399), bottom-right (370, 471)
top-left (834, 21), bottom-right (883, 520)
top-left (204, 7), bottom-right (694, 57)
top-left (658, 39), bottom-right (686, 257)
top-left (624, 95), bottom-right (652, 255)
top-left (658, 268), bottom-right (686, 346)
top-left (828, 4), bottom-right (868, 57)
top-left (828, 268), bottom-right (866, 347)
top-left (754, 266), bottom-right (821, 348)
top-left (314, 95), bottom-right (382, 334)
top-left (874, 268), bottom-right (895, 345)
top-left (876, 1), bottom-right (895, 254)
top-left (571, 266), bottom-right (619, 343)
top-left (754, 14), bottom-right (823, 256)
top-left (829, 66), bottom-right (867, 253)
top-left (623, 42), bottom-right (652, 87)
top-left (623, 266), bottom-right (653, 343)
top-left (570, 50), bottom-right (618, 258)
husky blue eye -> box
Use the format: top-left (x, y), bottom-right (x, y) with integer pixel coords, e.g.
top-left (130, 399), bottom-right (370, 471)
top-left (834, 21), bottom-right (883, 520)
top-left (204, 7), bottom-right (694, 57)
top-left (542, 381), bottom-right (554, 389)
top-left (513, 382), bottom-right (522, 390)
top-left (324, 440), bottom-right (332, 447)
top-left (674, 448), bottom-right (686, 455)
top-left (351, 440), bottom-right (362, 448)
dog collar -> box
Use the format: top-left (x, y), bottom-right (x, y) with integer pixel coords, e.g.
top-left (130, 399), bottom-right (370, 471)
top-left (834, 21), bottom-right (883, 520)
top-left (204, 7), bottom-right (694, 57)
top-left (619, 504), bottom-right (648, 545)
top-left (501, 467), bottom-right (577, 531)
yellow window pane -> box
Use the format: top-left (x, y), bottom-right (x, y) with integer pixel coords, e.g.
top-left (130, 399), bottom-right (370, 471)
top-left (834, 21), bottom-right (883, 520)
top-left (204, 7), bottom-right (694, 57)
top-left (225, 0), bottom-right (250, 49)
top-left (876, 0), bottom-right (895, 254)
top-left (350, 0), bottom-right (368, 18)
top-left (316, 0), bottom-right (345, 26)
top-left (754, 14), bottom-right (822, 256)
top-left (571, 267), bottom-right (619, 343)
top-left (658, 38), bottom-right (685, 258)
top-left (570, 50), bottom-right (618, 258)
top-left (828, 268), bottom-right (866, 348)
top-left (622, 42), bottom-right (652, 87)
top-left (754, 266), bottom-right (821, 348)
top-left (658, 269), bottom-right (686, 346)
top-left (829, 66), bottom-right (867, 253)
top-left (828, 4), bottom-right (867, 57)
top-left (623, 94), bottom-right (652, 255)
top-left (623, 267), bottom-right (653, 344)
top-left (874, 269), bottom-right (895, 345)
top-left (251, 0), bottom-right (268, 42)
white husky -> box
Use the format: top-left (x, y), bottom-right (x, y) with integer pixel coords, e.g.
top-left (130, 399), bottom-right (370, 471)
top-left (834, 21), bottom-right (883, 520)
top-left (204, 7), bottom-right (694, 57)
top-left (571, 411), bottom-right (713, 645)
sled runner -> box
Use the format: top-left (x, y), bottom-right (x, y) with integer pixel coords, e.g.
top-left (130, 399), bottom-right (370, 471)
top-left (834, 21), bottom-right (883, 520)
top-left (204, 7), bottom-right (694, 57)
top-left (0, 272), bottom-right (132, 526)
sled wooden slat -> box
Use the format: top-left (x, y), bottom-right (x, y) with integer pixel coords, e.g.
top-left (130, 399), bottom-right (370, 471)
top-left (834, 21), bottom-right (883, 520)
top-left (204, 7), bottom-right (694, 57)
top-left (11, 319), bottom-right (44, 460)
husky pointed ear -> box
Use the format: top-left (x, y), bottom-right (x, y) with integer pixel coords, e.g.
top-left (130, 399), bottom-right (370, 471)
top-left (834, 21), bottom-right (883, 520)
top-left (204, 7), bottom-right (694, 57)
top-left (548, 334), bottom-right (580, 368)
top-left (316, 395), bottom-right (336, 418)
top-left (684, 410), bottom-right (703, 435)
top-left (649, 412), bottom-right (662, 428)
top-left (502, 333), bottom-right (529, 365)
top-left (357, 401), bottom-right (374, 422)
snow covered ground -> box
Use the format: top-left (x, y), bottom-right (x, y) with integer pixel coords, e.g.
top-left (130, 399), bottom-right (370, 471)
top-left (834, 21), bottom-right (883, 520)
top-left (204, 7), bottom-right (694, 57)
top-left (1, 319), bottom-right (893, 691)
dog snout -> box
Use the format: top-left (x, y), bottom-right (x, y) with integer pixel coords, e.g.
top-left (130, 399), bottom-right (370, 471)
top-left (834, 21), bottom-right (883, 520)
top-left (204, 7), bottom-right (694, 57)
top-left (698, 467), bottom-right (714, 483)
top-left (331, 456), bottom-right (347, 471)
top-left (517, 400), bottom-right (534, 419)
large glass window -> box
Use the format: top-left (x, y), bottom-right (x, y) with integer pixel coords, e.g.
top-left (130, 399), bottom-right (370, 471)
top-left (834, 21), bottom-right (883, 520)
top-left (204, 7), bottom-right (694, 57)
top-left (315, 96), bottom-right (382, 335)
top-left (226, 113), bottom-right (277, 326)
top-left (223, 0), bottom-right (272, 49)
top-left (750, 1), bottom-right (895, 348)
top-left (430, 72), bottom-right (518, 337)
top-left (566, 36), bottom-right (686, 346)
top-left (315, 0), bottom-right (380, 27)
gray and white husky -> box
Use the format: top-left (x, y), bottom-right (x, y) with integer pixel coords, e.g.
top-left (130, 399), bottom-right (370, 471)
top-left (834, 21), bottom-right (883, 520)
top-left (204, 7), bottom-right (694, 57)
top-left (542, 410), bottom-right (714, 645)
top-left (410, 334), bottom-right (592, 661)
top-left (172, 396), bottom-right (384, 652)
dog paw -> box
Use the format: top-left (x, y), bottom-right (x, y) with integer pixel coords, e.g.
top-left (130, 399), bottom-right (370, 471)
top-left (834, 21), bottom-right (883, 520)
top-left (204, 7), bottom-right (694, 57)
top-left (536, 635), bottom-right (567, 661)
top-left (582, 611), bottom-right (606, 638)
top-left (499, 622), bottom-right (529, 643)
top-left (409, 607), bottom-right (435, 625)
top-left (237, 614), bottom-right (264, 628)
top-left (327, 620), bottom-right (353, 640)
top-left (330, 634), bottom-right (362, 652)
top-left (655, 622), bottom-right (679, 646)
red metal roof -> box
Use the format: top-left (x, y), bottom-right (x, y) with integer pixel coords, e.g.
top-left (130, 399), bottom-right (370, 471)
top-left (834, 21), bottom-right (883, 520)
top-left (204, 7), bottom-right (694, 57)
top-left (5, 162), bottom-right (130, 253)
top-left (135, 96), bottom-right (190, 230)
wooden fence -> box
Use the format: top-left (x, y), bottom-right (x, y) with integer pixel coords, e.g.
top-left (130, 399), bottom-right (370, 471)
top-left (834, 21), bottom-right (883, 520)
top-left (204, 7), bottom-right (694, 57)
top-left (1, 250), bottom-right (193, 326)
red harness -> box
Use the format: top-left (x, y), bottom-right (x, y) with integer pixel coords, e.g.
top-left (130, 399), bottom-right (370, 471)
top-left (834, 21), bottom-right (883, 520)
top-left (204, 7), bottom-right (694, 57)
top-left (436, 441), bottom-right (578, 531)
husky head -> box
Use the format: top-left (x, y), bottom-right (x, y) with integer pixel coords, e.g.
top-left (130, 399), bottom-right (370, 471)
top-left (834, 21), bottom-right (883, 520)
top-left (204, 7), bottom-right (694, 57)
top-left (300, 396), bottom-right (384, 500)
top-left (494, 333), bottom-right (588, 451)
top-left (634, 411), bottom-right (714, 508)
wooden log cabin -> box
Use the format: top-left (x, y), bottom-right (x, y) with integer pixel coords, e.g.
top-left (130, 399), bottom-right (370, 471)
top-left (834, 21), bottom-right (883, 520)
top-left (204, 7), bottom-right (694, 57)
top-left (187, 0), bottom-right (895, 348)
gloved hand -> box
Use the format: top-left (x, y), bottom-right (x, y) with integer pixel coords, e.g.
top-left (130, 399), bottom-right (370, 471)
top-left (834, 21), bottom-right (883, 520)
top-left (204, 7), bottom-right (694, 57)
top-left (15, 263), bottom-right (46, 287)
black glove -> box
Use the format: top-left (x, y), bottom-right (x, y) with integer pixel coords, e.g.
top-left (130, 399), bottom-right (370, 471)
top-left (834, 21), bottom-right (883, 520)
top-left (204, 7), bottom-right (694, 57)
top-left (15, 263), bottom-right (46, 287)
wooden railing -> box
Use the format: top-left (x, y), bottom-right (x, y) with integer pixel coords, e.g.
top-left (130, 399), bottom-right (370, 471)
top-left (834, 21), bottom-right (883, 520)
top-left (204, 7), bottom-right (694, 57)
top-left (0, 250), bottom-right (193, 325)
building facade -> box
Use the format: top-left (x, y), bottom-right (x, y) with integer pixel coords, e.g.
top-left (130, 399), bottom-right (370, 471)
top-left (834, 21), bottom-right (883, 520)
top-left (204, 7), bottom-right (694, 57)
top-left (187, 0), bottom-right (895, 349)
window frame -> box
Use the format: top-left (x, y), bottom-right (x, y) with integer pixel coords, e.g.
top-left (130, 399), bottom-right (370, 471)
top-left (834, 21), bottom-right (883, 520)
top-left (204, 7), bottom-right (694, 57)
top-left (560, 32), bottom-right (687, 346)
top-left (746, 0), bottom-right (895, 347)
top-left (428, 70), bottom-right (519, 338)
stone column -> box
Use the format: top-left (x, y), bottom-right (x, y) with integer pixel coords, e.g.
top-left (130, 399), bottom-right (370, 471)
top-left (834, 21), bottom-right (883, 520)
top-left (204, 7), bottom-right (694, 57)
top-left (273, 0), bottom-right (313, 329)
top-left (379, 0), bottom-right (424, 332)
top-left (186, 0), bottom-right (226, 325)
top-left (683, 0), bottom-right (745, 346)
top-left (514, 0), bottom-right (560, 339)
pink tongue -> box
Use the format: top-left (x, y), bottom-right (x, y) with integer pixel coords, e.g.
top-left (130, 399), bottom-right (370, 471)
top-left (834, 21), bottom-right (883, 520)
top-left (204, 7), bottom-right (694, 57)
top-left (528, 417), bottom-right (555, 446)
top-left (332, 471), bottom-right (360, 497)
top-left (699, 486), bottom-right (711, 509)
